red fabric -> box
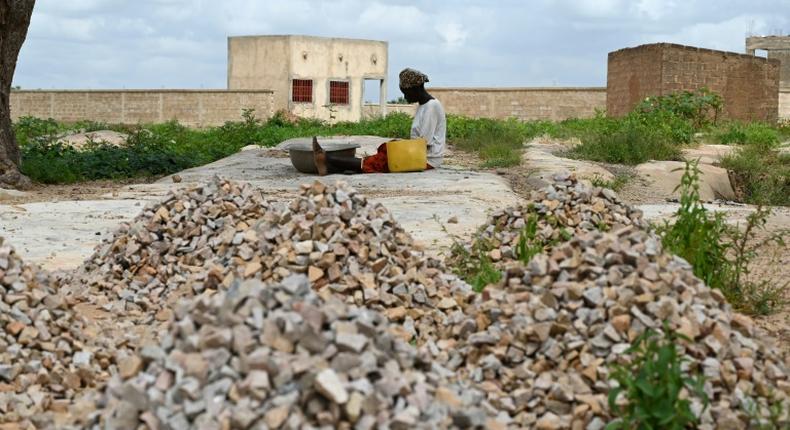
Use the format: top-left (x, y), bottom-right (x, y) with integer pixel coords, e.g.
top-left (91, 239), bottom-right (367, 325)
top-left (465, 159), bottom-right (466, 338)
top-left (361, 143), bottom-right (433, 173)
top-left (362, 143), bottom-right (390, 173)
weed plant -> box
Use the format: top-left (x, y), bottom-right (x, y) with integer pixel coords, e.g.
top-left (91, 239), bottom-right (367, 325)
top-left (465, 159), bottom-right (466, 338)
top-left (590, 173), bottom-right (631, 192)
top-left (16, 111), bottom-right (413, 183)
top-left (658, 160), bottom-right (788, 315)
top-left (720, 131), bottom-right (789, 206)
top-left (564, 89), bottom-right (723, 165)
top-left (606, 326), bottom-right (708, 430)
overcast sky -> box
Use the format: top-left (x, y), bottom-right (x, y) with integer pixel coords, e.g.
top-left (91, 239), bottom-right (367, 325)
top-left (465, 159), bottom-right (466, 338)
top-left (13, 0), bottom-right (790, 99)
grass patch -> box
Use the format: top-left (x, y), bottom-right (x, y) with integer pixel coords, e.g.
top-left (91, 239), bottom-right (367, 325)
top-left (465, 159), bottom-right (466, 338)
top-left (563, 116), bottom-right (684, 165)
top-left (590, 172), bottom-right (632, 192)
top-left (563, 89), bottom-right (721, 165)
top-left (449, 117), bottom-right (531, 168)
top-left (16, 110), bottom-right (413, 184)
top-left (715, 121), bottom-right (780, 147)
top-left (658, 160), bottom-right (788, 315)
top-left (719, 128), bottom-right (789, 206)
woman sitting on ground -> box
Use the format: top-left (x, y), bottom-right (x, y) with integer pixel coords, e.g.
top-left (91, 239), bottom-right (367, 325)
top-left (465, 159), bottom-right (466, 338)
top-left (313, 68), bottom-right (446, 175)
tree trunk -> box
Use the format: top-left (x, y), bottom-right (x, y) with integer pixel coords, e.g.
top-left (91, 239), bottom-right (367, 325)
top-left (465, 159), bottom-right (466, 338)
top-left (0, 0), bottom-right (35, 190)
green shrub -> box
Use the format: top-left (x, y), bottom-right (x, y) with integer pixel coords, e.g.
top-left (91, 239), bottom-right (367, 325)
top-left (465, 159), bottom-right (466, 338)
top-left (635, 88), bottom-right (722, 129)
top-left (607, 326), bottom-right (708, 430)
top-left (590, 173), bottom-right (632, 192)
top-left (721, 143), bottom-right (789, 206)
top-left (563, 90), bottom-right (725, 165)
top-left (657, 160), bottom-right (732, 290)
top-left (16, 111), bottom-right (414, 183)
top-left (658, 160), bottom-right (788, 314)
top-left (716, 122), bottom-right (780, 148)
top-left (451, 117), bottom-right (527, 168)
top-left (565, 116), bottom-right (683, 165)
top-left (13, 116), bottom-right (61, 147)
top-left (715, 119), bottom-right (787, 206)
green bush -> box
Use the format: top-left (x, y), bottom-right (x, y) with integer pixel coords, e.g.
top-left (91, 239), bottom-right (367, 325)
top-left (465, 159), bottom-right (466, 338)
top-left (16, 111), bottom-right (414, 183)
top-left (658, 160), bottom-right (788, 314)
top-left (563, 90), bottom-right (725, 165)
top-left (720, 138), bottom-right (789, 206)
top-left (450, 117), bottom-right (528, 168)
top-left (714, 120), bottom-right (787, 206)
top-left (607, 326), bottom-right (708, 430)
top-left (635, 88), bottom-right (722, 129)
top-left (564, 115), bottom-right (683, 165)
top-left (716, 122), bottom-right (780, 148)
top-left (658, 160), bottom-right (732, 290)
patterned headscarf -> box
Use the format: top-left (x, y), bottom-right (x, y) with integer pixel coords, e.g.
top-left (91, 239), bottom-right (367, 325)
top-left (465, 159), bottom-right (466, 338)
top-left (399, 68), bottom-right (429, 89)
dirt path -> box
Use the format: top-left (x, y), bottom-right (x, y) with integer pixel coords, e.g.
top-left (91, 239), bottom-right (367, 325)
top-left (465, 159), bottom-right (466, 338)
top-left (0, 178), bottom-right (152, 204)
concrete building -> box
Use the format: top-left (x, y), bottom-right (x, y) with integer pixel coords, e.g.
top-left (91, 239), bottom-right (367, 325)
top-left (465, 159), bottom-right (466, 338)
top-left (227, 35), bottom-right (388, 122)
top-left (746, 36), bottom-right (790, 90)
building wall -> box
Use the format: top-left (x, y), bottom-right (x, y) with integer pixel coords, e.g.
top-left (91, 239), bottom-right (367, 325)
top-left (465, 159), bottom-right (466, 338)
top-left (228, 35), bottom-right (387, 122)
top-left (227, 36), bottom-right (291, 111)
top-left (10, 90), bottom-right (275, 127)
top-left (377, 88), bottom-right (605, 121)
top-left (746, 36), bottom-right (790, 90)
top-left (606, 44), bottom-right (664, 117)
top-left (608, 43), bottom-right (780, 122)
top-left (362, 103), bottom-right (417, 118)
top-left (769, 50), bottom-right (790, 90)
top-left (781, 90), bottom-right (790, 120)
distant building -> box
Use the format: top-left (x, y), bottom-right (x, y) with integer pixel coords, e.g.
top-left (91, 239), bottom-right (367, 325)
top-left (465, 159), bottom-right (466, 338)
top-left (227, 35), bottom-right (388, 122)
top-left (746, 36), bottom-right (790, 90)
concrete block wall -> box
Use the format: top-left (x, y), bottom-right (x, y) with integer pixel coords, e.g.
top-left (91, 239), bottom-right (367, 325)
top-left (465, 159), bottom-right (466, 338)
top-left (361, 88), bottom-right (606, 121)
top-left (385, 88), bottom-right (605, 121)
top-left (608, 43), bottom-right (780, 122)
top-left (14, 86), bottom-right (779, 126)
top-left (429, 87), bottom-right (606, 121)
top-left (10, 90), bottom-right (275, 127)
top-left (781, 90), bottom-right (790, 120)
top-left (362, 103), bottom-right (417, 118)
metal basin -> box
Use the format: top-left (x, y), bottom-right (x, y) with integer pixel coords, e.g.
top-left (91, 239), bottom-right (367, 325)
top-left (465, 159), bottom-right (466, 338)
top-left (286, 141), bottom-right (360, 174)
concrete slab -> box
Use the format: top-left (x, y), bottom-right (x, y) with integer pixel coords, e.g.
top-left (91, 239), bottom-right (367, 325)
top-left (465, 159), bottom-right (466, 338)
top-left (634, 160), bottom-right (736, 201)
top-left (682, 144), bottom-right (735, 165)
top-left (522, 142), bottom-right (615, 187)
top-left (0, 188), bottom-right (28, 200)
top-left (0, 200), bottom-right (144, 271)
top-left (1, 144), bottom-right (520, 270)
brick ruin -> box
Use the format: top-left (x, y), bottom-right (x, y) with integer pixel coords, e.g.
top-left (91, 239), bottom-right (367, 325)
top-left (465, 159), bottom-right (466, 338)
top-left (607, 43), bottom-right (780, 122)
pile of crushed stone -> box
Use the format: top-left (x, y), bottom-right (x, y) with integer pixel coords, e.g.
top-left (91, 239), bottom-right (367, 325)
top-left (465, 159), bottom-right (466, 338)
top-left (1, 173), bottom-right (787, 429)
top-left (79, 178), bottom-right (473, 344)
top-left (98, 275), bottom-right (503, 429)
top-left (0, 238), bottom-right (116, 427)
top-left (449, 173), bottom-right (647, 275)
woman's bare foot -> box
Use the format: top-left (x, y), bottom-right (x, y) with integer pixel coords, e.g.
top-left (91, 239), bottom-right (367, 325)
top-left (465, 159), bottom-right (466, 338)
top-left (312, 137), bottom-right (328, 176)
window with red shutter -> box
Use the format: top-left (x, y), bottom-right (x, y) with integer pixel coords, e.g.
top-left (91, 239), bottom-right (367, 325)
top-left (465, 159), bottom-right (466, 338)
top-left (292, 79), bottom-right (313, 103)
top-left (329, 81), bottom-right (349, 105)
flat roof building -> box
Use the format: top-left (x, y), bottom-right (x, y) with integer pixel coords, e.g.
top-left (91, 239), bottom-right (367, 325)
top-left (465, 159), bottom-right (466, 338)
top-left (227, 35), bottom-right (388, 122)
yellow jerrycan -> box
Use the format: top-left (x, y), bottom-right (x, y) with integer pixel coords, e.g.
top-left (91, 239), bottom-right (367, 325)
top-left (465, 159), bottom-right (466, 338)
top-left (386, 138), bottom-right (427, 172)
